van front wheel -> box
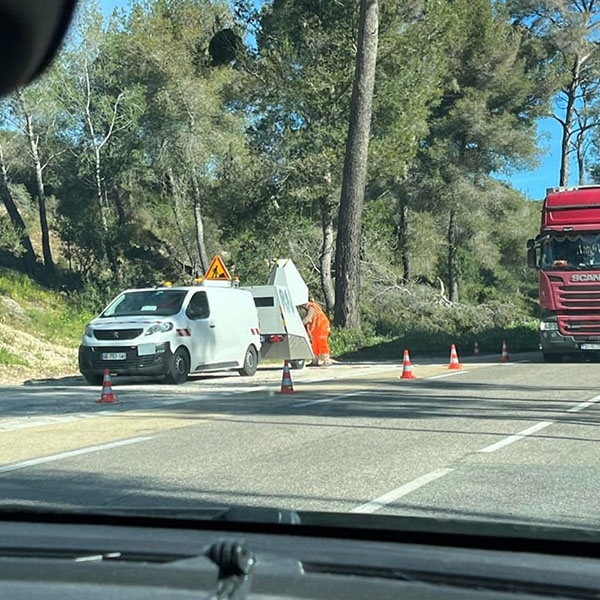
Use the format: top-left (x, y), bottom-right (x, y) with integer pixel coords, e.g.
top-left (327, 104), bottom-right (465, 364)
top-left (165, 347), bottom-right (190, 384)
top-left (238, 345), bottom-right (258, 377)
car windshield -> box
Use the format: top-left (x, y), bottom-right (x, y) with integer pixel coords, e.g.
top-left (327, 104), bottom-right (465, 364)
top-left (540, 234), bottom-right (600, 270)
top-left (2, 0), bottom-right (600, 543)
top-left (101, 290), bottom-right (187, 317)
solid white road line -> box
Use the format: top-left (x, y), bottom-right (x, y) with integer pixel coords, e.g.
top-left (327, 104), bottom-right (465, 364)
top-left (352, 468), bottom-right (455, 514)
top-left (0, 436), bottom-right (153, 474)
top-left (477, 421), bottom-right (553, 454)
top-left (426, 370), bottom-right (470, 380)
top-left (567, 393), bottom-right (600, 413)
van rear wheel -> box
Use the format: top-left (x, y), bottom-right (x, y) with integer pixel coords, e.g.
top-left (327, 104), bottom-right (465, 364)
top-left (165, 347), bottom-right (190, 384)
top-left (238, 345), bottom-right (258, 377)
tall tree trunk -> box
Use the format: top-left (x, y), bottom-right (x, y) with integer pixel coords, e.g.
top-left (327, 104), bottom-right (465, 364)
top-left (92, 144), bottom-right (108, 231)
top-left (319, 197), bottom-right (335, 314)
top-left (397, 197), bottom-right (410, 283)
top-left (91, 141), bottom-right (119, 278)
top-left (112, 186), bottom-right (126, 225)
top-left (448, 206), bottom-right (459, 303)
top-left (167, 169), bottom-right (196, 274)
top-left (0, 142), bottom-right (37, 275)
top-left (334, 0), bottom-right (379, 330)
top-left (82, 59), bottom-right (118, 278)
top-left (559, 56), bottom-right (581, 187)
top-left (17, 90), bottom-right (54, 276)
top-left (191, 175), bottom-right (209, 273)
top-left (576, 130), bottom-right (585, 185)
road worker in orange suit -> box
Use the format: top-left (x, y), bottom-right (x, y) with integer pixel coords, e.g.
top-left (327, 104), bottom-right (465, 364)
top-left (300, 298), bottom-right (332, 367)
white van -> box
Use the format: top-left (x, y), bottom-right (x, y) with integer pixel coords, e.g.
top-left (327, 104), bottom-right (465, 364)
top-left (78, 282), bottom-right (261, 385)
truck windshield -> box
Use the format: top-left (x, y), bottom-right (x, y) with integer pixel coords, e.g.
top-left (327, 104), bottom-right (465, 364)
top-left (540, 234), bottom-right (600, 270)
top-left (101, 290), bottom-right (187, 317)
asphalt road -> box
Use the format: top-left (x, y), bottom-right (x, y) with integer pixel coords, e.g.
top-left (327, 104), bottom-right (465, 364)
top-left (0, 351), bottom-right (599, 529)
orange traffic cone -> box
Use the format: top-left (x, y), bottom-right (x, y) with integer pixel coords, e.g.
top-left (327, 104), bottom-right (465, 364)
top-left (96, 369), bottom-right (117, 403)
top-left (501, 339), bottom-right (510, 363)
top-left (400, 350), bottom-right (417, 380)
top-left (473, 342), bottom-right (481, 357)
top-left (277, 361), bottom-right (295, 394)
top-left (448, 344), bottom-right (462, 370)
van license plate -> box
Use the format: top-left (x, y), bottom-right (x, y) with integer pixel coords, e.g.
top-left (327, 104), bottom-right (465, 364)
top-left (581, 344), bottom-right (600, 350)
top-left (102, 352), bottom-right (127, 360)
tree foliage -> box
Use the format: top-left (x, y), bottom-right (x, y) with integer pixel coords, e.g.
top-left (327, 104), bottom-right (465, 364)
top-left (0, 0), bottom-right (553, 337)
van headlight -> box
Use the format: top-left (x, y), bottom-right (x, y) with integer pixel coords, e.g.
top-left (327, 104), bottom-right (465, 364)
top-left (145, 322), bottom-right (174, 336)
top-left (84, 324), bottom-right (94, 337)
top-left (540, 321), bottom-right (558, 331)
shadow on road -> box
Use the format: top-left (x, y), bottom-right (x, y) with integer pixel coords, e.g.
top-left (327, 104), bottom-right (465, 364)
top-left (0, 467), bottom-right (357, 511)
top-left (0, 467), bottom-right (596, 531)
top-left (1, 358), bottom-right (599, 431)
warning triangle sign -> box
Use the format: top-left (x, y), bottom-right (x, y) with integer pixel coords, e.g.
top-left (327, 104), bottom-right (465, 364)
top-left (204, 255), bottom-right (231, 281)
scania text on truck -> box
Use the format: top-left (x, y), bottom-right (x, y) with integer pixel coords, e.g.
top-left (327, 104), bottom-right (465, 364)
top-left (528, 185), bottom-right (600, 361)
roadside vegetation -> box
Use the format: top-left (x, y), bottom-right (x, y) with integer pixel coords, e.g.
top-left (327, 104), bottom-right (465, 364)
top-left (2, 0), bottom-right (597, 375)
top-left (0, 269), bottom-right (91, 381)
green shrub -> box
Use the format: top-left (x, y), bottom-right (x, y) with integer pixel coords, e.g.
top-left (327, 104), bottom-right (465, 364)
top-left (0, 268), bottom-right (94, 346)
top-left (336, 321), bottom-right (538, 361)
top-left (329, 327), bottom-right (391, 357)
top-left (0, 347), bottom-right (29, 367)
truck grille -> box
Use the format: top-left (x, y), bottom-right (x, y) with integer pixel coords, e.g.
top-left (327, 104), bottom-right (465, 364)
top-left (562, 320), bottom-right (600, 332)
top-left (558, 284), bottom-right (600, 309)
top-left (553, 283), bottom-right (600, 335)
top-left (558, 317), bottom-right (600, 336)
top-left (93, 328), bottom-right (143, 340)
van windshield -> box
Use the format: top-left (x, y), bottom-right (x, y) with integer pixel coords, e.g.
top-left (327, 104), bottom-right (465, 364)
top-left (101, 290), bottom-right (187, 317)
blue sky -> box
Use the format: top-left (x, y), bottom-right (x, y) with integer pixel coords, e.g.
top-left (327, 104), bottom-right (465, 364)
top-left (100, 0), bottom-right (127, 14)
top-left (496, 117), bottom-right (569, 201)
top-left (99, 0), bottom-right (566, 201)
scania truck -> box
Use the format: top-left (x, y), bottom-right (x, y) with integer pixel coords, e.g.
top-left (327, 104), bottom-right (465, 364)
top-left (528, 185), bottom-right (600, 361)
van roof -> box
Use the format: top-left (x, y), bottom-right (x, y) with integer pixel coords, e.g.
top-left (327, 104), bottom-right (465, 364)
top-left (119, 286), bottom-right (246, 294)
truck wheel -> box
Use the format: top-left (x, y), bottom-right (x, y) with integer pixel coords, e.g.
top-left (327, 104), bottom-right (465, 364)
top-left (165, 347), bottom-right (190, 384)
top-left (542, 352), bottom-right (561, 363)
top-left (289, 359), bottom-right (305, 370)
top-left (83, 373), bottom-right (103, 386)
top-left (238, 345), bottom-right (258, 377)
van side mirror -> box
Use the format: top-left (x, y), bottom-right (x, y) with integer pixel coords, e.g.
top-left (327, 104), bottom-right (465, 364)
top-left (527, 240), bottom-right (537, 269)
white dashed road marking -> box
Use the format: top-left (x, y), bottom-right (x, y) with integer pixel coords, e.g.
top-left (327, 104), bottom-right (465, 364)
top-left (352, 468), bottom-right (455, 514)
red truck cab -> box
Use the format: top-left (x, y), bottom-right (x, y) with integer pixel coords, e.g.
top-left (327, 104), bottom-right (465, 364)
top-left (528, 186), bottom-right (600, 361)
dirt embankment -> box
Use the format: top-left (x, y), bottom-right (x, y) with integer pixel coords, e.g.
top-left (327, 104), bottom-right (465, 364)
top-left (0, 295), bottom-right (79, 385)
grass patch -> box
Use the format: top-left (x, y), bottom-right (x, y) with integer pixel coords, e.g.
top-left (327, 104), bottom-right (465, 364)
top-left (0, 347), bottom-right (29, 367)
top-left (0, 268), bottom-right (93, 346)
top-left (0, 268), bottom-right (55, 305)
top-left (26, 306), bottom-right (92, 345)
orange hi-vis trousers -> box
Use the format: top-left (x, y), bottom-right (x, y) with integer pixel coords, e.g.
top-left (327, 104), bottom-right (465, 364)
top-left (305, 302), bottom-right (330, 356)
